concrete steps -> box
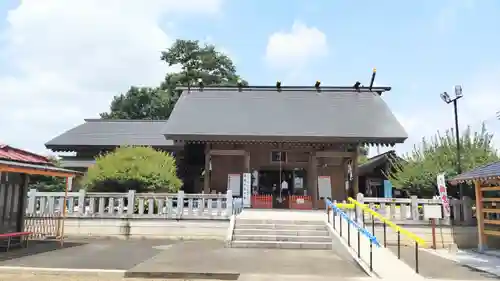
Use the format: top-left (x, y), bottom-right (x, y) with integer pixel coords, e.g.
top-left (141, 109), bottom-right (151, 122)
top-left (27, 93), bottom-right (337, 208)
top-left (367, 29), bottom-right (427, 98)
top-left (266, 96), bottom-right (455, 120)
top-left (230, 218), bottom-right (332, 250)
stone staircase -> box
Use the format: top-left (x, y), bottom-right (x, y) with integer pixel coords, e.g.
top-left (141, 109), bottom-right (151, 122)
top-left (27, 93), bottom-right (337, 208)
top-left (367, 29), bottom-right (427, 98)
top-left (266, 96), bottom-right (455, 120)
top-left (230, 218), bottom-right (332, 249)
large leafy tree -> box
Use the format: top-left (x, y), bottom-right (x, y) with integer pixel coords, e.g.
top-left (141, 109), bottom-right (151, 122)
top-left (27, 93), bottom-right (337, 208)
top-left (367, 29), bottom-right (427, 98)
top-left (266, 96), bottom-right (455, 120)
top-left (100, 87), bottom-right (173, 120)
top-left (100, 39), bottom-right (247, 120)
top-left (83, 146), bottom-right (182, 193)
top-left (387, 124), bottom-right (499, 198)
top-left (29, 156), bottom-right (66, 192)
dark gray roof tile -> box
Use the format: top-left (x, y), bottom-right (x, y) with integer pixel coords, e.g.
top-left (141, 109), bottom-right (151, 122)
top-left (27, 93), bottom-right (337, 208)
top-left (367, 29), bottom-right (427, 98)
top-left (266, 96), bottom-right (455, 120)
top-left (452, 161), bottom-right (500, 183)
top-left (163, 88), bottom-right (408, 143)
top-left (46, 119), bottom-right (174, 149)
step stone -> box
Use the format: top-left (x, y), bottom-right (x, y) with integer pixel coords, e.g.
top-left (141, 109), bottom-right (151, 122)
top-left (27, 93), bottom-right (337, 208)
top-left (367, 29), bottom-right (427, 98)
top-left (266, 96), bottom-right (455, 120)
top-left (235, 223), bottom-right (326, 231)
top-left (233, 229), bottom-right (329, 237)
top-left (236, 219), bottom-right (325, 226)
top-left (231, 240), bottom-right (332, 250)
top-left (233, 234), bottom-right (332, 243)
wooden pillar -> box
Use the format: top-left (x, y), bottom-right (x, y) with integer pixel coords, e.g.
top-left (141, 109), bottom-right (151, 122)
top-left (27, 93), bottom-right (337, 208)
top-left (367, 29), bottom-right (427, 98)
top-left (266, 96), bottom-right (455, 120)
top-left (19, 174), bottom-right (30, 233)
top-left (204, 143), bottom-right (211, 193)
top-left (309, 153), bottom-right (318, 208)
top-left (244, 152), bottom-right (250, 172)
top-left (352, 145), bottom-right (359, 196)
top-left (474, 180), bottom-right (486, 251)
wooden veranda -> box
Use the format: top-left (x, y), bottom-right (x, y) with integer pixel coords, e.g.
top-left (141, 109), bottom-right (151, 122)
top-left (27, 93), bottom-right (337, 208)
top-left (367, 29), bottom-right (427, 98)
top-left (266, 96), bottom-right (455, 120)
top-left (451, 161), bottom-right (500, 251)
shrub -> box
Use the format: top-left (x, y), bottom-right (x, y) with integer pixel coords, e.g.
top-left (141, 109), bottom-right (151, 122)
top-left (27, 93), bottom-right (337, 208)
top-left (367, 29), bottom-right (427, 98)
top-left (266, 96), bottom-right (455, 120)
top-left (83, 146), bottom-right (182, 193)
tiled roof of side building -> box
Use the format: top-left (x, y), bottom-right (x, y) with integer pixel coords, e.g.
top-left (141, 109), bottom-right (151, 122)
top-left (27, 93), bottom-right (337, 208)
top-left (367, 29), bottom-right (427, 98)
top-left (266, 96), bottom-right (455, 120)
top-left (162, 86), bottom-right (408, 144)
top-left (0, 144), bottom-right (53, 165)
top-left (45, 119), bottom-right (176, 151)
top-left (451, 160), bottom-right (500, 183)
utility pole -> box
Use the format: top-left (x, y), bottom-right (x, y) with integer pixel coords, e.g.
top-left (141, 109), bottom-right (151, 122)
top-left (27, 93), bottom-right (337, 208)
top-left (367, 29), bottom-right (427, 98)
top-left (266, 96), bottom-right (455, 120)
top-left (440, 85), bottom-right (464, 198)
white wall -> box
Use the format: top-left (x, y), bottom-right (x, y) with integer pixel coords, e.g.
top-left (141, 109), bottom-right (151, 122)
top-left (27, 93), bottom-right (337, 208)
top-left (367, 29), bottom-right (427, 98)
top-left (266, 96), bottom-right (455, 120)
top-left (62, 218), bottom-right (229, 240)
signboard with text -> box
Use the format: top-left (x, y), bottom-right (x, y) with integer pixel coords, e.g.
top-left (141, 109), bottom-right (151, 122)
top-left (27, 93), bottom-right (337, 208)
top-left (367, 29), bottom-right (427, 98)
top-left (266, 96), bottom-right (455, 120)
top-left (242, 173), bottom-right (251, 207)
top-left (436, 173), bottom-right (451, 217)
top-left (228, 174), bottom-right (241, 197)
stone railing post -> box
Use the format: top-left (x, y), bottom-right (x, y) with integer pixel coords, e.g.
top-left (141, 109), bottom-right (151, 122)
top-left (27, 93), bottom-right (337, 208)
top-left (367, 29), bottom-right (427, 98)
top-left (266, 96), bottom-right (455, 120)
top-left (127, 190), bottom-right (136, 215)
top-left (177, 190), bottom-right (185, 218)
top-left (27, 188), bottom-right (37, 215)
top-left (78, 189), bottom-right (86, 216)
top-left (410, 196), bottom-right (419, 220)
top-left (225, 190), bottom-right (233, 217)
top-left (355, 193), bottom-right (364, 224)
top-left (462, 196), bottom-right (473, 225)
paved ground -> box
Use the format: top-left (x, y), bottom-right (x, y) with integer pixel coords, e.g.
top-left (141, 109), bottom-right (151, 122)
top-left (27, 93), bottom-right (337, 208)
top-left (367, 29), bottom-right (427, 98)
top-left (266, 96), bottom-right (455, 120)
top-left (0, 239), bottom-right (366, 279)
top-left (127, 240), bottom-right (365, 278)
top-left (388, 246), bottom-right (500, 280)
top-left (0, 272), bottom-right (372, 281)
top-left (0, 273), bottom-right (196, 281)
top-left (0, 239), bottom-right (170, 269)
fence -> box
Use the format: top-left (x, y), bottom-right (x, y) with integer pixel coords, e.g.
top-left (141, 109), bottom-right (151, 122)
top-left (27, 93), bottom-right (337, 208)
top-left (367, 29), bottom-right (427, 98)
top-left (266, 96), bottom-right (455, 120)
top-left (325, 198), bottom-right (380, 273)
top-left (348, 196), bottom-right (424, 274)
top-left (356, 193), bottom-right (475, 225)
top-left (26, 189), bottom-right (239, 220)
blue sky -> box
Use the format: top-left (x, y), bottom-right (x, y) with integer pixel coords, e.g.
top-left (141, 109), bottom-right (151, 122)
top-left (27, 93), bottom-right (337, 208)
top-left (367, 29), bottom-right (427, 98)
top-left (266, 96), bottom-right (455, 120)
top-left (0, 0), bottom-right (499, 155)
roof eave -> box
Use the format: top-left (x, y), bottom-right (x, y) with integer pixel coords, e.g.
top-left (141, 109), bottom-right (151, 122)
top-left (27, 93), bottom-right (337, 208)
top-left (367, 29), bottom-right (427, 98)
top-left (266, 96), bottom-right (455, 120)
top-left (164, 134), bottom-right (406, 145)
top-left (46, 144), bottom-right (181, 152)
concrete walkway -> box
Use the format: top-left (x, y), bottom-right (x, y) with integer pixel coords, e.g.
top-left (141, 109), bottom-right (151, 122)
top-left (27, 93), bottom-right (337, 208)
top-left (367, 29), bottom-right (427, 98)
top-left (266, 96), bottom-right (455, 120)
top-left (427, 248), bottom-right (500, 278)
top-left (388, 246), bottom-right (499, 280)
top-left (0, 239), bottom-right (366, 280)
top-left (127, 240), bottom-right (366, 278)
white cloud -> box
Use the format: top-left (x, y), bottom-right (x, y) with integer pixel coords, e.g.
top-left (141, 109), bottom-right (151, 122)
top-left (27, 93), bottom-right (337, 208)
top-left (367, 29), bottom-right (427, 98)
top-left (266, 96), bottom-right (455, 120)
top-left (265, 21), bottom-right (328, 69)
top-left (386, 68), bottom-right (500, 157)
top-left (0, 0), bottom-right (223, 154)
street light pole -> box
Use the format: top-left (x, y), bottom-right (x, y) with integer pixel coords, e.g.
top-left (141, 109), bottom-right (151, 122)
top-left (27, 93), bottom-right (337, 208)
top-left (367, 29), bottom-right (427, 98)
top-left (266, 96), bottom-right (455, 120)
top-left (440, 85), bottom-right (464, 198)
top-left (453, 99), bottom-right (463, 197)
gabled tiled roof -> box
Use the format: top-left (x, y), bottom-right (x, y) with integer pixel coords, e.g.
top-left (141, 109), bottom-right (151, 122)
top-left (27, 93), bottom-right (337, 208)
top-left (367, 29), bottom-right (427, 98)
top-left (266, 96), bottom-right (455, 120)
top-left (46, 119), bottom-right (176, 151)
top-left (163, 87), bottom-right (408, 144)
top-left (358, 150), bottom-right (400, 176)
top-left (0, 144), bottom-right (52, 165)
top-left (451, 161), bottom-right (500, 183)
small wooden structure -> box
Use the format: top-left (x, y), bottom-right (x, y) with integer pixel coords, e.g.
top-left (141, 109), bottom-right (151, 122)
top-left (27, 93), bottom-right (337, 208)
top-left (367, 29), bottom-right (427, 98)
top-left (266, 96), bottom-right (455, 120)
top-left (0, 144), bottom-right (82, 244)
top-left (451, 161), bottom-right (500, 251)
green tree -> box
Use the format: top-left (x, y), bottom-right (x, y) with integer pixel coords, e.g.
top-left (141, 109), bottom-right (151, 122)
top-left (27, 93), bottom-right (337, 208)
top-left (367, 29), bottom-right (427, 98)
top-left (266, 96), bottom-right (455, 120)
top-left (386, 124), bottom-right (499, 197)
top-left (28, 156), bottom-right (66, 192)
top-left (358, 146), bottom-right (369, 164)
top-left (100, 87), bottom-right (173, 120)
top-left (100, 39), bottom-right (247, 120)
top-left (82, 146), bottom-right (182, 193)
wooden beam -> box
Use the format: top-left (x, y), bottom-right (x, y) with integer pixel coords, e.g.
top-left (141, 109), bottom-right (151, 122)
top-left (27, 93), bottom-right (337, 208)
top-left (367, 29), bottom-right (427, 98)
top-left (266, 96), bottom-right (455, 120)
top-left (315, 151), bottom-right (355, 158)
top-left (482, 209), bottom-right (500, 213)
top-left (480, 186), bottom-right (500, 191)
top-left (0, 165), bottom-right (77, 178)
top-left (484, 219), bottom-right (500, 225)
top-left (209, 149), bottom-right (246, 156)
top-left (484, 230), bottom-right (500, 237)
top-left (475, 180), bottom-right (486, 251)
top-left (482, 198), bottom-right (500, 202)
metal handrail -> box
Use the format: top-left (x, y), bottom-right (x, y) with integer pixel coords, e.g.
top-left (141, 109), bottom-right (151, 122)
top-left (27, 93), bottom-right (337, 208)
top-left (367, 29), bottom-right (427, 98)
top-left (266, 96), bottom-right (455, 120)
top-left (348, 197), bottom-right (426, 246)
top-left (326, 199), bottom-right (380, 246)
top-left (348, 197), bottom-right (424, 273)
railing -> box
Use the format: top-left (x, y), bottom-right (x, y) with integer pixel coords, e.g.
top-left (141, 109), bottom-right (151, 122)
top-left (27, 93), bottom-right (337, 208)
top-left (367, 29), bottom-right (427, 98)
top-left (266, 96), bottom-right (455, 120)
top-left (357, 194), bottom-right (474, 225)
top-left (26, 189), bottom-right (239, 220)
top-left (325, 199), bottom-right (380, 272)
top-left (349, 196), bottom-right (425, 273)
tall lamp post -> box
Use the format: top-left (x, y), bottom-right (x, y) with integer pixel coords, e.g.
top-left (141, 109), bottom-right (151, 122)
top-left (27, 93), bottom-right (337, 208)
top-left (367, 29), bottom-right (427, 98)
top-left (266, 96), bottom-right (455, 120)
top-left (440, 85), bottom-right (464, 198)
